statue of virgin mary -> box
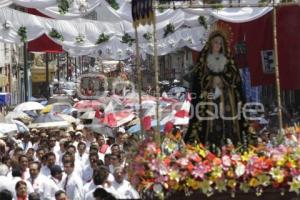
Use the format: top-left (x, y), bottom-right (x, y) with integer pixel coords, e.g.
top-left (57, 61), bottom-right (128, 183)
top-left (184, 31), bottom-right (256, 149)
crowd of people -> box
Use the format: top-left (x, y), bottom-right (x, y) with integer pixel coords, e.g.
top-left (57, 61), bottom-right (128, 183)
top-left (0, 124), bottom-right (140, 200)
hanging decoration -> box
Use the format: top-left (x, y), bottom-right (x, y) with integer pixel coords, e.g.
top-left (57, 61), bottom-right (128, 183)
top-left (143, 32), bottom-right (153, 41)
top-left (17, 26), bottom-right (27, 43)
top-left (75, 33), bottom-right (85, 44)
top-left (121, 33), bottom-right (135, 46)
top-left (198, 16), bottom-right (208, 29)
top-left (96, 33), bottom-right (110, 44)
top-left (132, 0), bottom-right (154, 27)
top-left (57, 0), bottom-right (70, 14)
top-left (2, 20), bottom-right (11, 30)
top-left (105, 0), bottom-right (119, 10)
top-left (49, 28), bottom-right (64, 41)
top-left (163, 23), bottom-right (175, 38)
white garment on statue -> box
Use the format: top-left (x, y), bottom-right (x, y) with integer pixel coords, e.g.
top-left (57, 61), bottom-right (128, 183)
top-left (43, 176), bottom-right (62, 200)
top-left (62, 172), bottom-right (84, 200)
top-left (112, 180), bottom-right (140, 199)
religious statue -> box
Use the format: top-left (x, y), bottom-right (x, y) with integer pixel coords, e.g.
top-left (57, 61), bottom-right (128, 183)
top-left (184, 30), bottom-right (256, 149)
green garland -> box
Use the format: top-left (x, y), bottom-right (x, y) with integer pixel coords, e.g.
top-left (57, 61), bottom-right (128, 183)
top-left (96, 33), bottom-right (110, 44)
top-left (143, 32), bottom-right (152, 41)
top-left (106, 0), bottom-right (119, 10)
top-left (49, 28), bottom-right (64, 41)
top-left (198, 16), bottom-right (208, 29)
top-left (75, 34), bottom-right (85, 44)
top-left (163, 23), bottom-right (175, 38)
top-left (121, 33), bottom-right (135, 46)
top-left (57, 0), bottom-right (70, 14)
top-left (17, 26), bottom-right (27, 43)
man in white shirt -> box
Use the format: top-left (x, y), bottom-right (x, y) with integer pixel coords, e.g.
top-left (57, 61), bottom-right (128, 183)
top-left (41, 152), bottom-right (56, 177)
top-left (0, 164), bottom-right (11, 191)
top-left (75, 141), bottom-right (89, 169)
top-left (43, 165), bottom-right (64, 200)
top-left (18, 154), bottom-right (30, 180)
top-left (85, 166), bottom-right (119, 200)
top-left (112, 167), bottom-right (140, 199)
top-left (18, 133), bottom-right (33, 153)
top-left (62, 160), bottom-right (84, 200)
top-left (27, 161), bottom-right (47, 197)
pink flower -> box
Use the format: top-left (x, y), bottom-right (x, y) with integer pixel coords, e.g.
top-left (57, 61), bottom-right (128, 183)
top-left (222, 155), bottom-right (232, 169)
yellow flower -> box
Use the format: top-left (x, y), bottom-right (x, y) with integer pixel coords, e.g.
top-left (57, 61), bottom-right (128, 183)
top-left (169, 170), bottom-right (180, 182)
top-left (215, 179), bottom-right (226, 192)
top-left (227, 179), bottom-right (237, 189)
top-left (249, 178), bottom-right (259, 187)
top-left (199, 180), bottom-right (212, 194)
top-left (289, 178), bottom-right (300, 195)
top-left (270, 167), bottom-right (285, 183)
top-left (211, 166), bottom-right (223, 179)
top-left (257, 174), bottom-right (271, 187)
top-left (186, 178), bottom-right (201, 190)
top-left (241, 150), bottom-right (255, 162)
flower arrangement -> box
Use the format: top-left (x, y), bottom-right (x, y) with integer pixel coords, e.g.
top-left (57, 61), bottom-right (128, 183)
top-left (75, 33), bottom-right (85, 44)
top-left (163, 23), bottom-right (175, 38)
top-left (2, 21), bottom-right (12, 30)
top-left (57, 0), bottom-right (70, 14)
top-left (49, 28), bottom-right (64, 41)
top-left (17, 26), bottom-right (27, 43)
top-left (198, 16), bottom-right (208, 29)
top-left (129, 125), bottom-right (300, 199)
top-left (121, 33), bottom-right (135, 46)
top-left (96, 33), bottom-right (110, 44)
top-left (106, 0), bottom-right (119, 10)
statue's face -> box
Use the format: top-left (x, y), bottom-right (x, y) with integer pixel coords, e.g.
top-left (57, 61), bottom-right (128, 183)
top-left (211, 37), bottom-right (222, 53)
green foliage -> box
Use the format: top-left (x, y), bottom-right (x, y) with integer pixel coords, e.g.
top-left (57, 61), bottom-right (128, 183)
top-left (198, 16), bottom-right (208, 29)
top-left (121, 33), bottom-right (135, 46)
top-left (163, 23), bottom-right (175, 38)
top-left (49, 28), bottom-right (64, 41)
top-left (57, 0), bottom-right (70, 14)
top-left (96, 33), bottom-right (110, 44)
top-left (106, 0), bottom-right (119, 10)
top-left (143, 32), bottom-right (153, 41)
top-left (17, 26), bottom-right (27, 43)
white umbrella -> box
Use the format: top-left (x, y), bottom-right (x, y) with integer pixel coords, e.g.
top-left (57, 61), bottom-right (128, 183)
top-left (57, 114), bottom-right (78, 124)
top-left (80, 110), bottom-right (96, 120)
top-left (29, 113), bottom-right (69, 129)
top-left (5, 111), bottom-right (32, 123)
top-left (14, 102), bottom-right (45, 112)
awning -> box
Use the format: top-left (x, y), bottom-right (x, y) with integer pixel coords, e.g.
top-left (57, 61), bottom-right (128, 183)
top-left (0, 92), bottom-right (10, 106)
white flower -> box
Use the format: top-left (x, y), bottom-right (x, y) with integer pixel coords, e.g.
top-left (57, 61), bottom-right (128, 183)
top-left (153, 184), bottom-right (163, 193)
top-left (235, 162), bottom-right (246, 177)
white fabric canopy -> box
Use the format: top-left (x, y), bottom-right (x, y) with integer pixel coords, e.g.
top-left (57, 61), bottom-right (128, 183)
top-left (0, 0), bottom-right (273, 58)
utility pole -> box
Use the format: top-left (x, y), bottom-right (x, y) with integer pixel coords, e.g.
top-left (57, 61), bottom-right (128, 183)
top-left (23, 43), bottom-right (28, 102)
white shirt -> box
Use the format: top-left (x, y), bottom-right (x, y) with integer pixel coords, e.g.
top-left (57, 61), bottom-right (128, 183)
top-left (82, 165), bottom-right (93, 183)
top-left (27, 174), bottom-right (47, 196)
top-left (112, 180), bottom-right (140, 199)
top-left (75, 152), bottom-right (89, 169)
top-left (7, 177), bottom-right (34, 197)
top-left (83, 181), bottom-right (96, 200)
top-left (85, 185), bottom-right (119, 200)
top-left (43, 176), bottom-right (62, 200)
top-left (0, 175), bottom-right (12, 191)
top-left (41, 165), bottom-right (51, 177)
top-left (62, 172), bottom-right (84, 200)
top-left (18, 141), bottom-right (33, 152)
